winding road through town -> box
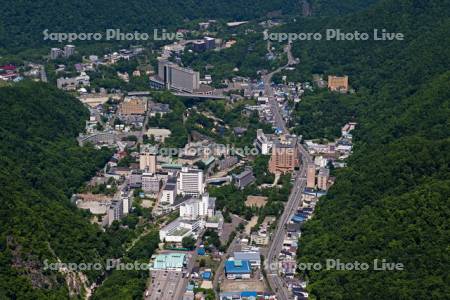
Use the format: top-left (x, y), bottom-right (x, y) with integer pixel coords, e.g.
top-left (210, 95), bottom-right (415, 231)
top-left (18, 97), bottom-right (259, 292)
top-left (262, 42), bottom-right (312, 300)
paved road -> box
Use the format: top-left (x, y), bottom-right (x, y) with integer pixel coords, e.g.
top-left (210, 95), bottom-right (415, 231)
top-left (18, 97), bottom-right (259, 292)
top-left (261, 42), bottom-right (312, 300)
top-left (212, 234), bottom-right (241, 294)
top-left (145, 269), bottom-right (182, 300)
top-left (266, 146), bottom-right (312, 300)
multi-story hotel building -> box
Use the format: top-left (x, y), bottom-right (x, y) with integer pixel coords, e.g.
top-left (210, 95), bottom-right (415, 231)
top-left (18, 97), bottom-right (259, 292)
top-left (157, 60), bottom-right (200, 93)
top-left (268, 135), bottom-right (299, 174)
top-left (177, 167), bottom-right (204, 196)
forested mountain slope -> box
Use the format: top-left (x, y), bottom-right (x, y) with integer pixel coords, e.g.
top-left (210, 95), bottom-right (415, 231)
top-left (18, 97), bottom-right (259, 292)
top-left (284, 0), bottom-right (450, 298)
top-left (0, 0), bottom-right (299, 52)
top-left (0, 82), bottom-right (119, 299)
top-left (307, 0), bottom-right (380, 15)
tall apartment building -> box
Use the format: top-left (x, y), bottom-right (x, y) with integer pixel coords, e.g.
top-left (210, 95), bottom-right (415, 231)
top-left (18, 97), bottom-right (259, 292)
top-left (306, 163), bottom-right (316, 189)
top-left (255, 129), bottom-right (274, 155)
top-left (191, 37), bottom-right (215, 52)
top-left (328, 75), bottom-right (349, 92)
top-left (107, 199), bottom-right (123, 226)
top-left (50, 45), bottom-right (75, 60)
top-left (140, 145), bottom-right (157, 173)
top-left (204, 37), bottom-right (216, 50)
top-left (268, 135), bottom-right (299, 174)
top-left (142, 173), bottom-right (160, 194)
top-left (129, 170), bottom-right (143, 188)
top-left (192, 40), bottom-right (207, 52)
top-left (122, 196), bottom-right (133, 215)
top-left (50, 48), bottom-right (62, 60)
top-left (160, 176), bottom-right (177, 205)
top-left (158, 60), bottom-right (200, 93)
top-left (64, 45), bottom-right (76, 57)
top-left (317, 167), bottom-right (330, 191)
top-left (177, 167), bottom-right (204, 196)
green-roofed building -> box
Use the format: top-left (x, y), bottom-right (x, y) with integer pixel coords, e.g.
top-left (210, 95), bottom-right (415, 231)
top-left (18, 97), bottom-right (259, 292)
top-left (161, 163), bottom-right (183, 169)
top-left (151, 253), bottom-right (186, 271)
top-left (202, 156), bottom-right (216, 167)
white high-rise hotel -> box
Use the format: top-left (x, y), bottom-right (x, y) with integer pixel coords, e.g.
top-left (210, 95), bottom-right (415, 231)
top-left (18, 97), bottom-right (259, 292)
top-left (177, 167), bottom-right (204, 196)
top-left (158, 60), bottom-right (200, 93)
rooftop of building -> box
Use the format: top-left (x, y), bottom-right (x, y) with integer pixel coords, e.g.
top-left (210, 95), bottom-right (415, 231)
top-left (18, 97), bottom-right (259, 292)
top-left (164, 182), bottom-right (177, 191)
top-left (224, 259), bottom-right (251, 274)
top-left (318, 167), bottom-right (330, 177)
top-left (152, 253), bottom-right (186, 269)
top-left (234, 168), bottom-right (254, 180)
top-left (234, 251), bottom-right (261, 262)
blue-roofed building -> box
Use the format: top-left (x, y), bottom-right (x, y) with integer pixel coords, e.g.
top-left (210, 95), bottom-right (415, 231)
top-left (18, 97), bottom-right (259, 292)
top-left (292, 215), bottom-right (306, 223)
top-left (197, 247), bottom-right (206, 256)
top-left (202, 271), bottom-right (212, 280)
top-left (225, 260), bottom-right (251, 279)
top-left (303, 187), bottom-right (327, 197)
top-left (241, 291), bottom-right (258, 298)
top-left (220, 291), bottom-right (266, 300)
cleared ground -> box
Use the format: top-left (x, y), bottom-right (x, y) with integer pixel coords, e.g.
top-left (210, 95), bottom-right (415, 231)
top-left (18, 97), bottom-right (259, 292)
top-left (244, 216), bottom-right (258, 235)
top-left (220, 277), bottom-right (266, 293)
top-left (245, 196), bottom-right (268, 208)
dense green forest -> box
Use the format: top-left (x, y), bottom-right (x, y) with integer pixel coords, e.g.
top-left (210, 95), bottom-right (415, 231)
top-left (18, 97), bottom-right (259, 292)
top-left (92, 230), bottom-right (160, 300)
top-left (0, 0), bottom-right (449, 298)
top-left (0, 0), bottom-right (300, 53)
top-left (307, 0), bottom-right (380, 15)
top-left (182, 31), bottom-right (285, 84)
top-left (281, 0), bottom-right (450, 298)
top-left (291, 90), bottom-right (359, 140)
top-left (0, 81), bottom-right (132, 298)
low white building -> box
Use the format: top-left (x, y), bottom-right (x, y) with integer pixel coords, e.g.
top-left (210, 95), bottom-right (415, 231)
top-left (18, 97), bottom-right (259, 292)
top-left (159, 218), bottom-right (204, 243)
top-left (205, 212), bottom-right (224, 230)
top-left (234, 251), bottom-right (261, 268)
top-left (57, 72), bottom-right (90, 91)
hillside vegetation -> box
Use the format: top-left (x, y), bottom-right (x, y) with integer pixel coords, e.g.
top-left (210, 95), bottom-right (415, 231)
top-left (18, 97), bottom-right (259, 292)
top-left (0, 82), bottom-right (123, 298)
top-left (0, 0), bottom-right (299, 52)
top-left (283, 0), bottom-right (450, 298)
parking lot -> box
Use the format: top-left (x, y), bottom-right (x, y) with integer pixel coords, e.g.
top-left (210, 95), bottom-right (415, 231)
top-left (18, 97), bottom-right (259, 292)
top-left (145, 269), bottom-right (183, 300)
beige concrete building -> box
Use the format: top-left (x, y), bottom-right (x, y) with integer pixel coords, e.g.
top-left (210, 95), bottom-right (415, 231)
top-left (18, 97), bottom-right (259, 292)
top-left (328, 75), bottom-right (349, 92)
top-left (140, 145), bottom-right (157, 173)
top-left (306, 163), bottom-right (316, 189)
top-left (120, 97), bottom-right (147, 115)
top-left (251, 234), bottom-right (269, 246)
top-left (317, 167), bottom-right (330, 191)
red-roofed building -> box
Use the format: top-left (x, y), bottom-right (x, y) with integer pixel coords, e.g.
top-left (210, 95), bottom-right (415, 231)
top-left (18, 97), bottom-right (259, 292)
top-left (0, 65), bottom-right (17, 71)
